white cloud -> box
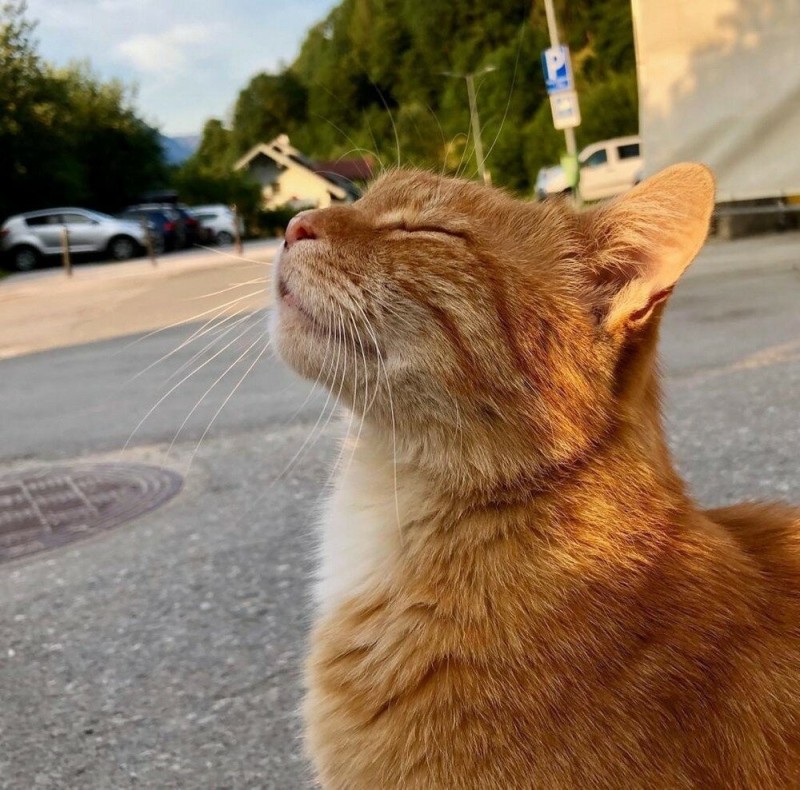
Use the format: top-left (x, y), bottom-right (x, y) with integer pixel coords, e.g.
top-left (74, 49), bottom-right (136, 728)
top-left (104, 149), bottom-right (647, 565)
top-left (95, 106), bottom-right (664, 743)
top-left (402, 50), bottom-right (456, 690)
top-left (116, 23), bottom-right (213, 76)
top-left (24, 0), bottom-right (338, 134)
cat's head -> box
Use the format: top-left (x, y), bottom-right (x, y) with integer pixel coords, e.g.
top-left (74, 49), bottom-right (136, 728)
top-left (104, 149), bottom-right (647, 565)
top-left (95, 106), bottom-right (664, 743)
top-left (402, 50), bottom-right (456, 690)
top-left (272, 165), bottom-right (714, 494)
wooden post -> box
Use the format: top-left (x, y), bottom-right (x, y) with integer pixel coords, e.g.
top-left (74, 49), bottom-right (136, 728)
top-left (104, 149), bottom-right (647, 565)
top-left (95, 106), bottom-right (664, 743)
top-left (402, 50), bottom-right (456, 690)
top-left (60, 226), bottom-right (72, 277)
top-left (232, 204), bottom-right (244, 256)
top-left (141, 217), bottom-right (157, 266)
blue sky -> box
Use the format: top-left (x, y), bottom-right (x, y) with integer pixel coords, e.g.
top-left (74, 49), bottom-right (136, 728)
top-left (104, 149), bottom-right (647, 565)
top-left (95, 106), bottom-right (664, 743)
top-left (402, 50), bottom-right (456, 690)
top-left (25, 0), bottom-right (337, 135)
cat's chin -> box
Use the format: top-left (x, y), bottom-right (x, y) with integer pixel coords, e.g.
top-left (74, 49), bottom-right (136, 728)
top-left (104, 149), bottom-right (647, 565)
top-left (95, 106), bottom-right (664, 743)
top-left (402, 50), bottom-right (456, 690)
top-left (272, 292), bottom-right (343, 384)
top-left (275, 276), bottom-right (331, 339)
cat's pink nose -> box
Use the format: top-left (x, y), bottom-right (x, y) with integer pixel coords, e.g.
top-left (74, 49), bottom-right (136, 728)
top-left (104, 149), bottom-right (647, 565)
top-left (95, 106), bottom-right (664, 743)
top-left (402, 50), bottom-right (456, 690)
top-left (284, 212), bottom-right (318, 247)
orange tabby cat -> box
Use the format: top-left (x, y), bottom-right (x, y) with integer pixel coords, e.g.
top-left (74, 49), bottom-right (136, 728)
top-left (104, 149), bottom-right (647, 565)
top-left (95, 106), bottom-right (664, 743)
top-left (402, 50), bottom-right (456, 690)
top-left (272, 165), bottom-right (800, 789)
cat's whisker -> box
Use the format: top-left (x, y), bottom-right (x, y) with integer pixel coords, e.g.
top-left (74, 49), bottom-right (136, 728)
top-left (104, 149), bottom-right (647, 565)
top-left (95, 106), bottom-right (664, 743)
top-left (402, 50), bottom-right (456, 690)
top-left (279, 314), bottom-right (337, 428)
top-left (341, 314), bottom-right (371, 482)
top-left (166, 329), bottom-right (271, 457)
top-left (323, 315), bottom-right (360, 492)
top-left (118, 287), bottom-right (269, 360)
top-left (350, 299), bottom-right (401, 535)
top-left (130, 307), bottom-right (258, 384)
top-left (186, 336), bottom-right (272, 471)
top-left (452, 132), bottom-right (471, 182)
top-left (328, 146), bottom-right (385, 189)
top-left (355, 51), bottom-right (401, 169)
top-left (273, 306), bottom-right (344, 484)
top-left (165, 310), bottom-right (262, 384)
top-left (421, 103), bottom-right (450, 179)
top-left (187, 276), bottom-right (268, 301)
top-left (193, 243), bottom-right (277, 267)
top-left (465, 74), bottom-right (494, 183)
top-left (351, 313), bottom-right (378, 414)
top-left (121, 315), bottom-right (264, 453)
top-left (308, 308), bottom-right (354, 484)
top-left (380, 94), bottom-right (401, 169)
top-left (312, 111), bottom-right (387, 177)
top-left (481, 23), bottom-right (526, 178)
top-left (339, 274), bottom-right (418, 335)
top-left (306, 64), bottom-right (392, 175)
top-left (312, 310), bottom-right (352, 464)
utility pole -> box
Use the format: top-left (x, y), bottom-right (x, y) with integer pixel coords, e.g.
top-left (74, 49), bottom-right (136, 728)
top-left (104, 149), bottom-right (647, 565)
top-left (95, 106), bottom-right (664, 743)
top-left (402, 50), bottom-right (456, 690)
top-left (543, 0), bottom-right (577, 160)
top-left (442, 66), bottom-right (496, 185)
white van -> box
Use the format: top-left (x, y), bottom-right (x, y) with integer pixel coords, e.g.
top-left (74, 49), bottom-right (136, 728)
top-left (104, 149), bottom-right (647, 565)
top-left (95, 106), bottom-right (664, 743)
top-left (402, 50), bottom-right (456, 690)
top-left (534, 136), bottom-right (643, 202)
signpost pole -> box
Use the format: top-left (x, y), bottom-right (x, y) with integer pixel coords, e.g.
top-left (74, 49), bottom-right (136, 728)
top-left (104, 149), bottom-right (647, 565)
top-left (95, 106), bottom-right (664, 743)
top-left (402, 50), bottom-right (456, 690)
top-left (543, 0), bottom-right (577, 160)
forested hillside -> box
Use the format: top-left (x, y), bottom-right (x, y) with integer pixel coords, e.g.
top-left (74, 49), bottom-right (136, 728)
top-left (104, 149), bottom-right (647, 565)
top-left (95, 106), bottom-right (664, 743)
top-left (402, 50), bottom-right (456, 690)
top-left (185, 0), bottom-right (637, 196)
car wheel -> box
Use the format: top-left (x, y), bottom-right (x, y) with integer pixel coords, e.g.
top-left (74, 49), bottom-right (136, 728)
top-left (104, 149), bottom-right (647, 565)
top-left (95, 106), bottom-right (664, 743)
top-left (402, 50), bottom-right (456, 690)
top-left (216, 230), bottom-right (234, 246)
top-left (12, 246), bottom-right (40, 272)
top-left (108, 235), bottom-right (137, 261)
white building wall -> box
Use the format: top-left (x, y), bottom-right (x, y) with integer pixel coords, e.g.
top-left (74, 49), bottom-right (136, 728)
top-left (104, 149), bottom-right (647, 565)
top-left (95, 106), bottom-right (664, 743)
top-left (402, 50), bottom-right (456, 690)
top-left (633, 0), bottom-right (800, 201)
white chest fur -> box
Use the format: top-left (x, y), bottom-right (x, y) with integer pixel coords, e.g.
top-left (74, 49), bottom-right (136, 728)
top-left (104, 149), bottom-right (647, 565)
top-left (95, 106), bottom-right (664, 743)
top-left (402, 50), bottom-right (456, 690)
top-left (314, 434), bottom-right (429, 614)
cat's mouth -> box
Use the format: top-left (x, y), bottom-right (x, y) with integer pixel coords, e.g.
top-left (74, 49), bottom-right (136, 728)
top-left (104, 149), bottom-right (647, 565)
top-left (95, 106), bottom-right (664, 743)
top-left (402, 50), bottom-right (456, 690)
top-left (276, 275), bottom-right (383, 366)
top-left (277, 275), bottom-right (342, 342)
top-left (277, 275), bottom-right (304, 313)
top-left (278, 275), bottom-right (318, 325)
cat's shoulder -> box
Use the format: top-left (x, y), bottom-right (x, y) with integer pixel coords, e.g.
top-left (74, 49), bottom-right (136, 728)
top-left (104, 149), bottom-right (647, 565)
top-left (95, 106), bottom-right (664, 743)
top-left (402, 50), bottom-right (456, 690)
top-left (706, 501), bottom-right (800, 544)
top-left (705, 501), bottom-right (800, 583)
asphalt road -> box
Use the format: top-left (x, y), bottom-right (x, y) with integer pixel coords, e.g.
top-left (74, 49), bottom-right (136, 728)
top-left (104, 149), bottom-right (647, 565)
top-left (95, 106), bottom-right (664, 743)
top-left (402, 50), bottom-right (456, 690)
top-left (1, 234), bottom-right (799, 788)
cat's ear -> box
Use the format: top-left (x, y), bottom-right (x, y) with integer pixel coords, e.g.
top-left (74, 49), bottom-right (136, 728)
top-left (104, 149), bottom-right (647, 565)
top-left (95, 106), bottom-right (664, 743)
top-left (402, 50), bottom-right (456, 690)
top-left (579, 163), bottom-right (715, 330)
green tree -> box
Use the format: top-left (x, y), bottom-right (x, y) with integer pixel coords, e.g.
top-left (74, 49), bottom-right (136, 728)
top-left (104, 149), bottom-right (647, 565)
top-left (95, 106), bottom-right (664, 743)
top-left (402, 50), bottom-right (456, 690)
top-left (0, 0), bottom-right (50, 218)
top-left (52, 62), bottom-right (166, 209)
top-left (172, 118), bottom-right (260, 228)
top-left (0, 2), bottom-right (166, 218)
top-left (231, 70), bottom-right (308, 155)
top-left (194, 118), bottom-right (236, 174)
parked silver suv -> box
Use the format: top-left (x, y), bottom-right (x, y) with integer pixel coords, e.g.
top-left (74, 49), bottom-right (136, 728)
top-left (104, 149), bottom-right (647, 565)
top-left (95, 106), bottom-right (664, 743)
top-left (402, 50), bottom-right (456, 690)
top-left (0, 208), bottom-right (147, 271)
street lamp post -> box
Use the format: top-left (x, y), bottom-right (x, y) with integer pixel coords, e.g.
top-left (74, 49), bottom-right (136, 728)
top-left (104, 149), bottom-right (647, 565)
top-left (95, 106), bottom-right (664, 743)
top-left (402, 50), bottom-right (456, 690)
top-left (442, 65), bottom-right (496, 185)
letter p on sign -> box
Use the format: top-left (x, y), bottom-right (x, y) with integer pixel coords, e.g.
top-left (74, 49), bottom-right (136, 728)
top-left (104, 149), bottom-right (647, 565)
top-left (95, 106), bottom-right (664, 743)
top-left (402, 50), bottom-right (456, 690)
top-left (542, 45), bottom-right (573, 95)
top-left (545, 49), bottom-right (565, 80)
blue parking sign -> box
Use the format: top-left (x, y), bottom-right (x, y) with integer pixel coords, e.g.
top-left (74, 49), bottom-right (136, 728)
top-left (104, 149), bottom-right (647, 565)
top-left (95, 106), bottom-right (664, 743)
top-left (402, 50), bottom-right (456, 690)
top-left (541, 46), bottom-right (574, 95)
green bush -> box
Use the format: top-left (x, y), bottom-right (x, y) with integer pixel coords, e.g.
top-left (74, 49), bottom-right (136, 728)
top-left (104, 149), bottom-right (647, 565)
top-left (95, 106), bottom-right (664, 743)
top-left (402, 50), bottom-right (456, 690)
top-left (576, 71), bottom-right (639, 148)
top-left (256, 206), bottom-right (300, 237)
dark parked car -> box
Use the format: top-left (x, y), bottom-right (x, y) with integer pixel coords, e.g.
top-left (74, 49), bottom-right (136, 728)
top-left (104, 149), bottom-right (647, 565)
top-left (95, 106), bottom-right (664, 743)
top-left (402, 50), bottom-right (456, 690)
top-left (123, 204), bottom-right (209, 249)
top-left (116, 207), bottom-right (180, 252)
top-left (175, 205), bottom-right (212, 245)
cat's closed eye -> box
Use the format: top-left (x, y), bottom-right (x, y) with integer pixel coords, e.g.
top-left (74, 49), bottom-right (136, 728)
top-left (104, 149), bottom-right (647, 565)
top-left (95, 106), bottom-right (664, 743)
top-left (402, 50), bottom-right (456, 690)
top-left (380, 222), bottom-right (467, 240)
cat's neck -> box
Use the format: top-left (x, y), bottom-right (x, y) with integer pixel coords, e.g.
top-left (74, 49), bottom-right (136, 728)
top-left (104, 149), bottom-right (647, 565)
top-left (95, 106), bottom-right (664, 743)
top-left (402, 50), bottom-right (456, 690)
top-left (317, 336), bottom-right (697, 613)
top-left (350, 384), bottom-right (691, 541)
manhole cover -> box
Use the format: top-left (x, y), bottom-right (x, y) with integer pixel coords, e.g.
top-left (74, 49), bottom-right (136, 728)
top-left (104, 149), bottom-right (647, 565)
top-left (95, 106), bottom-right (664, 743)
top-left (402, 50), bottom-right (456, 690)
top-left (0, 463), bottom-right (183, 563)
